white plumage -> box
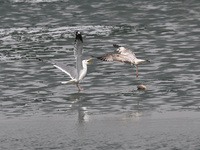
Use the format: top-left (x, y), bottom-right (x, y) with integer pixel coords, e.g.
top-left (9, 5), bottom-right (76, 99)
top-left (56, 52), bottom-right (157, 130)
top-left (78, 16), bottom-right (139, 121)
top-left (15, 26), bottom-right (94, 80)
top-left (96, 44), bottom-right (150, 77)
top-left (53, 32), bottom-right (92, 91)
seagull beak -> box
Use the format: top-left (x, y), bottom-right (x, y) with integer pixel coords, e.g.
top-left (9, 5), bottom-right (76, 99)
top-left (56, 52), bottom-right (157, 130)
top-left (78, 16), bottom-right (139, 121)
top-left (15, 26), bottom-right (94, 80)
top-left (87, 58), bottom-right (92, 64)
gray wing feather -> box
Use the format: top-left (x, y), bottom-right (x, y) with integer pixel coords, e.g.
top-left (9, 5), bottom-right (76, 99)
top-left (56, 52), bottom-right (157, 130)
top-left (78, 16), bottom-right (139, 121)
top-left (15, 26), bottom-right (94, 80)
top-left (97, 54), bottom-right (131, 64)
top-left (74, 32), bottom-right (83, 56)
top-left (113, 44), bottom-right (136, 60)
top-left (53, 61), bottom-right (77, 79)
top-left (74, 32), bottom-right (83, 77)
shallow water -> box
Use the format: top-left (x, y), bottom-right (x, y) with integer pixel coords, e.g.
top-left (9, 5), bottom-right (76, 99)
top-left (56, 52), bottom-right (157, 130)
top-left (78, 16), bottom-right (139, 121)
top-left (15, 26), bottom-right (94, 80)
top-left (0, 0), bottom-right (200, 149)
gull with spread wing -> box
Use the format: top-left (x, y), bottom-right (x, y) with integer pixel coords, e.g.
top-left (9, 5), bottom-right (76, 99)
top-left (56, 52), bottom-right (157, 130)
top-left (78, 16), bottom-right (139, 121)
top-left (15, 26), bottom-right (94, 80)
top-left (96, 44), bottom-right (150, 77)
top-left (53, 32), bottom-right (92, 91)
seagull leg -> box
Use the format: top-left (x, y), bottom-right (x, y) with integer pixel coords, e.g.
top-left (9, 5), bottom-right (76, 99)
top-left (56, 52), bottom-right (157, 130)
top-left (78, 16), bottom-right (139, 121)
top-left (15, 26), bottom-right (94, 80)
top-left (136, 66), bottom-right (139, 77)
top-left (77, 84), bottom-right (84, 91)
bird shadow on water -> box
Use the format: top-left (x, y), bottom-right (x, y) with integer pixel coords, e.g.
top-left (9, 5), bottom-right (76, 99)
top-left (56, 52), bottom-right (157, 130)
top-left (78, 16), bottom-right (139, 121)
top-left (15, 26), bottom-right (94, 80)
top-left (119, 88), bottom-right (156, 118)
top-left (49, 76), bottom-right (158, 124)
top-left (66, 92), bottom-right (91, 125)
top-left (67, 91), bottom-right (144, 123)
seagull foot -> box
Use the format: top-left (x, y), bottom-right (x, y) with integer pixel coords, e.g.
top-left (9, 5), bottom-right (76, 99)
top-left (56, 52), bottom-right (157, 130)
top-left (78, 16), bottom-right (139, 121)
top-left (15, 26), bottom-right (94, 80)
top-left (77, 84), bottom-right (84, 91)
top-left (78, 88), bottom-right (84, 91)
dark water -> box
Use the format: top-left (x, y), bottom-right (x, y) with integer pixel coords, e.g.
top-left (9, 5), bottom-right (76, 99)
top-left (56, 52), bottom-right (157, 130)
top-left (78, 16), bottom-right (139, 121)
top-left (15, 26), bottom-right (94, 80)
top-left (1, 0), bottom-right (200, 149)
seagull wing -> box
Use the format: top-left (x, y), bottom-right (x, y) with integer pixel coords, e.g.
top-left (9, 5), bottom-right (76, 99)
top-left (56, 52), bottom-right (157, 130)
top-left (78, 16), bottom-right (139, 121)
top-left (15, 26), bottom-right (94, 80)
top-left (113, 44), bottom-right (136, 59)
top-left (74, 32), bottom-right (83, 78)
top-left (97, 54), bottom-right (131, 64)
top-left (52, 61), bottom-right (77, 80)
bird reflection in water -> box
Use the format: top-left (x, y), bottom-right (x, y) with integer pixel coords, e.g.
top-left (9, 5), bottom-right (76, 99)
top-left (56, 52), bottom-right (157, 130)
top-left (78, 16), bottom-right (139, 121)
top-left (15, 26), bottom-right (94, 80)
top-left (69, 93), bottom-right (90, 124)
top-left (122, 100), bottom-right (142, 120)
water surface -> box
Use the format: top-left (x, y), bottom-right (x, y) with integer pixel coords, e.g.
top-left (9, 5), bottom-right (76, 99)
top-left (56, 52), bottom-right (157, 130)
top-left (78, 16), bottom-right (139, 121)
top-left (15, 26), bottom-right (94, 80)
top-left (0, 0), bottom-right (200, 149)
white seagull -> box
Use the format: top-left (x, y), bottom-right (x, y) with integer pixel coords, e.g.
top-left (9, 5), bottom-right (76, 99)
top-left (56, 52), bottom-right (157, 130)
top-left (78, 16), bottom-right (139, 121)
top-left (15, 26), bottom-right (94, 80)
top-left (53, 32), bottom-right (92, 91)
top-left (96, 44), bottom-right (150, 77)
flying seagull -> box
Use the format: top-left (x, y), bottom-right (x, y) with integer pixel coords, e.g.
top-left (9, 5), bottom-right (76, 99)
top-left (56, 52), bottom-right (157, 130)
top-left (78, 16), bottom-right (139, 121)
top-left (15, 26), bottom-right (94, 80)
top-left (96, 44), bottom-right (150, 77)
top-left (53, 32), bottom-right (92, 91)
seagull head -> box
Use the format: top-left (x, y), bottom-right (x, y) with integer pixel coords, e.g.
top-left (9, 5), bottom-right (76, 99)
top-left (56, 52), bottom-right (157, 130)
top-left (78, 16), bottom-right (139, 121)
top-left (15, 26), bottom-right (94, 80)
top-left (116, 46), bottom-right (126, 53)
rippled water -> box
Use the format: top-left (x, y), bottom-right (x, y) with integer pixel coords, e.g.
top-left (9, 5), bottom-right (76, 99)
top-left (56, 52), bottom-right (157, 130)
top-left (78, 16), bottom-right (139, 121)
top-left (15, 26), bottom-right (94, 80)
top-left (1, 0), bottom-right (200, 149)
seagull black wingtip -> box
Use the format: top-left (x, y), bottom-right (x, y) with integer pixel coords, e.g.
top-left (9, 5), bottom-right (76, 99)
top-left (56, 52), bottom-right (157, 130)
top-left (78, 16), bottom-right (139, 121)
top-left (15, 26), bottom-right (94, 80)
top-left (113, 44), bottom-right (121, 48)
top-left (75, 31), bottom-right (83, 43)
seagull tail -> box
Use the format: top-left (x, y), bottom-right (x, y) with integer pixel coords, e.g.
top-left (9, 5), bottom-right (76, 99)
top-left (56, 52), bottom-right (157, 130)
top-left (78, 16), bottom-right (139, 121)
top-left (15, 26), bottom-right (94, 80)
top-left (137, 59), bottom-right (150, 65)
top-left (146, 60), bottom-right (150, 62)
